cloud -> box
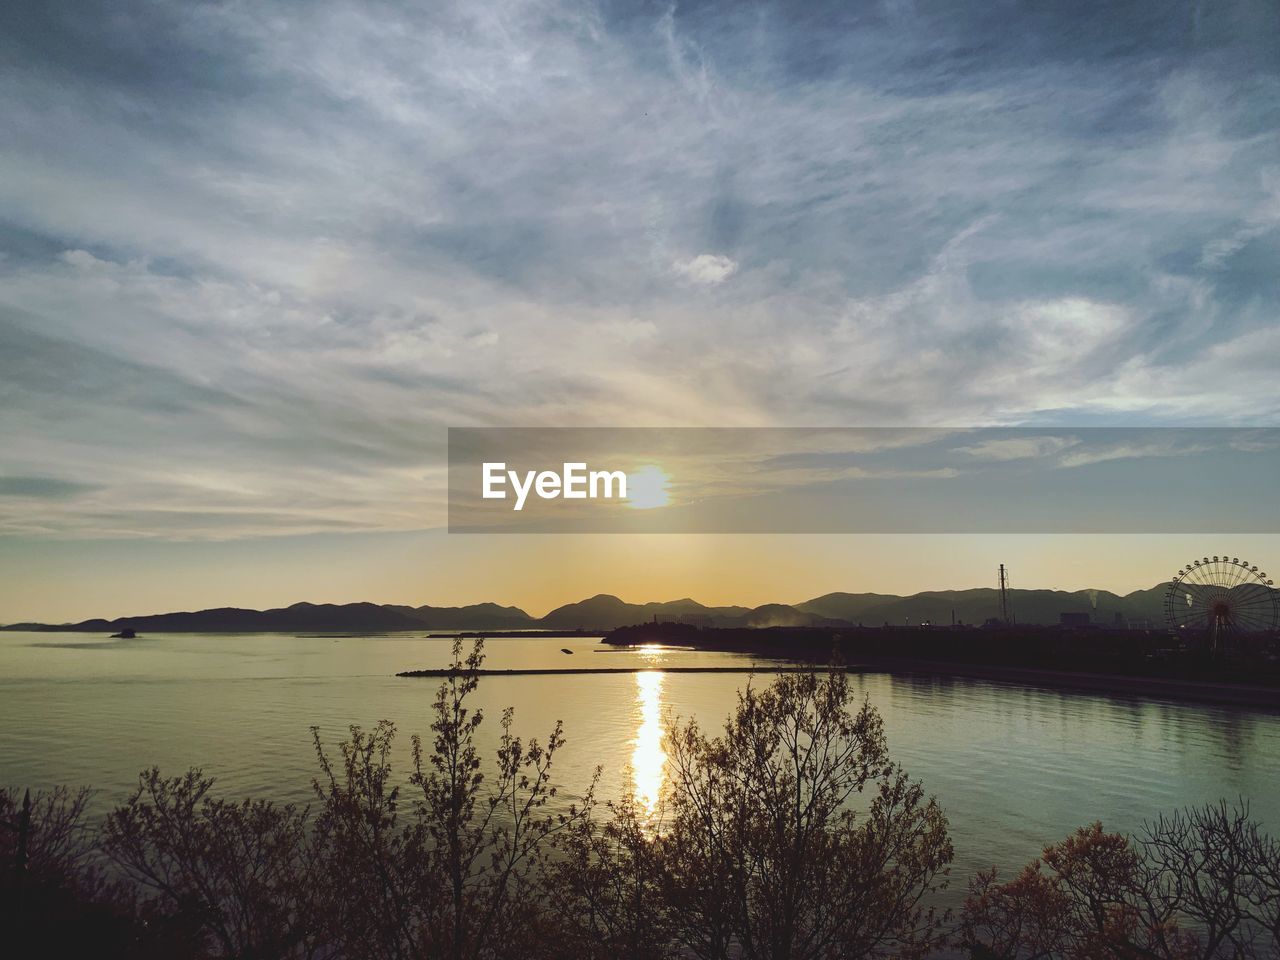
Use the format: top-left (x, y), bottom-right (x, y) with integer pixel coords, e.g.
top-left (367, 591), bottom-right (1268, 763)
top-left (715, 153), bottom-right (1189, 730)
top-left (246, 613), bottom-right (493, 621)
top-left (466, 329), bottom-right (500, 348)
top-left (1057, 441), bottom-right (1213, 469)
top-left (596, 318), bottom-right (659, 344)
top-left (60, 249), bottom-right (111, 270)
top-left (672, 253), bottom-right (738, 285)
top-left (0, 0), bottom-right (1277, 538)
top-left (0, 477), bottom-right (100, 499)
top-left (953, 436), bottom-right (1081, 461)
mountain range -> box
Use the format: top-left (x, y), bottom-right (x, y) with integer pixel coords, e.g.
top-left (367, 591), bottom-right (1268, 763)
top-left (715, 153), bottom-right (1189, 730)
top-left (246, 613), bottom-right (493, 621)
top-left (2, 586), bottom-right (1171, 633)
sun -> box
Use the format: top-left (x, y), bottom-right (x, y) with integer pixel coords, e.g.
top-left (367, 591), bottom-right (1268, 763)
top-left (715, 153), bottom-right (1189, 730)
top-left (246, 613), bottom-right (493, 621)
top-left (626, 464), bottom-right (671, 509)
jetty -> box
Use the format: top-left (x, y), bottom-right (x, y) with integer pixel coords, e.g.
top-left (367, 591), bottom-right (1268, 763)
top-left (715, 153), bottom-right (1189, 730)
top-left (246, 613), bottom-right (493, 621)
top-left (397, 665), bottom-right (838, 678)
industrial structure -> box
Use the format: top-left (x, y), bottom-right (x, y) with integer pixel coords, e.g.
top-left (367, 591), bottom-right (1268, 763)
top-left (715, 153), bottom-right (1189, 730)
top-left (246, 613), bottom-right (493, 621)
top-left (998, 563), bottom-right (1015, 625)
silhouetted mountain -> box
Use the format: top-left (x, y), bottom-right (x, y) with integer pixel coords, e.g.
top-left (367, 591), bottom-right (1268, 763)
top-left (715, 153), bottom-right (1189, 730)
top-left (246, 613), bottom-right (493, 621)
top-left (1, 585), bottom-right (1176, 633)
top-left (8, 602), bottom-right (449, 634)
top-left (796, 587), bottom-right (1169, 627)
top-left (796, 593), bottom-right (912, 621)
top-left (743, 603), bottom-right (850, 628)
top-left (537, 594), bottom-right (752, 630)
top-left (387, 602), bottom-right (535, 629)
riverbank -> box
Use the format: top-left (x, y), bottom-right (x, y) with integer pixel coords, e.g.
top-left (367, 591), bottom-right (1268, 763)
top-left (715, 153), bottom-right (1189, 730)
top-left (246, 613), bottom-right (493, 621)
top-left (848, 657), bottom-right (1280, 710)
top-left (601, 622), bottom-right (1280, 710)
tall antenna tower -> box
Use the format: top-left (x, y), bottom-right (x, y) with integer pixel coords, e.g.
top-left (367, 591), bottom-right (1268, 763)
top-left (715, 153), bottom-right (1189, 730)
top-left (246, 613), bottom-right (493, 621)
top-left (998, 564), bottom-right (1015, 625)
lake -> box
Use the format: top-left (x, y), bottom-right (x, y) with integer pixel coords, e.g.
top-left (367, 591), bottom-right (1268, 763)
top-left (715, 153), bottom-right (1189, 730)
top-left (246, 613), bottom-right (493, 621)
top-left (2, 630), bottom-right (1278, 911)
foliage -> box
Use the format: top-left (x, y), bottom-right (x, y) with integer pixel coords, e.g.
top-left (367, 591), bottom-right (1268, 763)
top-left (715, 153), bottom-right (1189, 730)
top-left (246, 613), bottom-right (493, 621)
top-left (102, 768), bottom-right (317, 959)
top-left (660, 669), bottom-right (953, 960)
top-left (959, 801), bottom-right (1280, 960)
top-left (1, 785), bottom-right (152, 957)
top-left (5, 645), bottom-right (1277, 960)
top-left (308, 637), bottom-right (586, 960)
top-left (542, 789), bottom-right (673, 960)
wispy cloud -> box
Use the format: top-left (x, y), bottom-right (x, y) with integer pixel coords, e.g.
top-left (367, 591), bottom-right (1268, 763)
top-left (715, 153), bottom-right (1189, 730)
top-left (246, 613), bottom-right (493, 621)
top-left (1057, 441), bottom-right (1214, 469)
top-left (673, 254), bottom-right (738, 284)
top-left (0, 477), bottom-right (100, 499)
top-left (1, 0), bottom-right (1277, 538)
top-left (953, 437), bottom-right (1081, 462)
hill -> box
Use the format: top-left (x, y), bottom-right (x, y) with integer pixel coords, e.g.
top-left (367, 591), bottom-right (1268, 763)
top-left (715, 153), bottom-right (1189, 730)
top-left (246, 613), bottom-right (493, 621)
top-left (3, 601), bottom-right (527, 633)
top-left (537, 594), bottom-right (753, 630)
top-left (2, 586), bottom-right (1175, 633)
top-left (796, 586), bottom-right (1168, 627)
top-left (389, 602), bottom-right (534, 629)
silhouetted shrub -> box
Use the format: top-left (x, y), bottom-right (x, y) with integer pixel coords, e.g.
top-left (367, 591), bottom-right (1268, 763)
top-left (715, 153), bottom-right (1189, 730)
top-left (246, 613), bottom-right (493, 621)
top-left (959, 800), bottom-right (1280, 959)
top-left (660, 669), bottom-right (953, 960)
top-left (308, 638), bottom-right (588, 960)
top-left (6, 644), bottom-right (1276, 960)
top-left (541, 789), bottom-right (673, 960)
top-left (0, 785), bottom-right (146, 958)
top-left (102, 769), bottom-right (318, 959)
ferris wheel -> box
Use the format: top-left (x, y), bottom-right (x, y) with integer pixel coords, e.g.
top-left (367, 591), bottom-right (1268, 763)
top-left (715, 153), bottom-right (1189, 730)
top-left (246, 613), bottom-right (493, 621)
top-left (1164, 556), bottom-right (1278, 653)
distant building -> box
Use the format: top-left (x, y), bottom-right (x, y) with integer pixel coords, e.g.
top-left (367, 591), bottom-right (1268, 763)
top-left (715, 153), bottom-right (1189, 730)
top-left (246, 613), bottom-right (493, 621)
top-left (1059, 611), bottom-right (1092, 627)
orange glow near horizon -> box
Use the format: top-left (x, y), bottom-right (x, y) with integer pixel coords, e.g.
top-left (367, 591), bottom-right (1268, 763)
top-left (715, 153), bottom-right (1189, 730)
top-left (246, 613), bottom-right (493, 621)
top-left (4, 532), bottom-right (1280, 624)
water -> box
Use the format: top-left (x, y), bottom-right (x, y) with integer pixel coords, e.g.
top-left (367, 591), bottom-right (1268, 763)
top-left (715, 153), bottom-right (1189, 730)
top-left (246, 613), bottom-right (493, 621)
top-left (2, 630), bottom-right (1278, 909)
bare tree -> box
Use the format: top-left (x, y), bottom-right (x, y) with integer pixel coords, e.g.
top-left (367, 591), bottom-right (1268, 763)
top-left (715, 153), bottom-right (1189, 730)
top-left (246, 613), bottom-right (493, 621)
top-left (410, 637), bottom-right (589, 960)
top-left (541, 787), bottom-right (673, 960)
top-left (662, 668), bottom-right (953, 960)
top-left (1140, 800), bottom-right (1280, 960)
top-left (2, 784), bottom-right (152, 957)
top-left (960, 802), bottom-right (1280, 960)
top-left (101, 769), bottom-right (318, 960)
top-left (310, 719), bottom-right (424, 960)
top-left (961, 824), bottom-right (1153, 960)
top-left (309, 638), bottom-right (589, 960)
top-left (1, 784), bottom-right (97, 885)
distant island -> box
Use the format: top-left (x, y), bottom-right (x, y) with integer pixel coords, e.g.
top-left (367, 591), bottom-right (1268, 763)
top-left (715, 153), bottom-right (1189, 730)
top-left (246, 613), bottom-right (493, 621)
top-left (2, 585), bottom-right (1175, 633)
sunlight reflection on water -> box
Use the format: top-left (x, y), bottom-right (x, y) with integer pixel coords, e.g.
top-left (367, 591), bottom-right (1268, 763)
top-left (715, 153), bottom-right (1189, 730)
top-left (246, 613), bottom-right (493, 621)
top-left (3, 632), bottom-right (1279, 919)
top-left (631, 669), bottom-right (667, 818)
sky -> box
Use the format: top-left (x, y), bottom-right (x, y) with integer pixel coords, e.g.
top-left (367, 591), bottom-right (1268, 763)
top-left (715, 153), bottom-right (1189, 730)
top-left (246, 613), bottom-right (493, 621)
top-left (1, 0), bottom-right (1278, 621)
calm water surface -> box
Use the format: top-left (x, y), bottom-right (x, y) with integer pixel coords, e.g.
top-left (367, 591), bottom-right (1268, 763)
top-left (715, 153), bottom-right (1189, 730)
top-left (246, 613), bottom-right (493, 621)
top-left (2, 631), bottom-right (1277, 908)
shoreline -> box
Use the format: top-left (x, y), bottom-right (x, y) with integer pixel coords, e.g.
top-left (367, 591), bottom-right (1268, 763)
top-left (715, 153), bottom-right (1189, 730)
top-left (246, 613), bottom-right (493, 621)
top-left (601, 622), bottom-right (1280, 711)
top-left (846, 656), bottom-right (1280, 710)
